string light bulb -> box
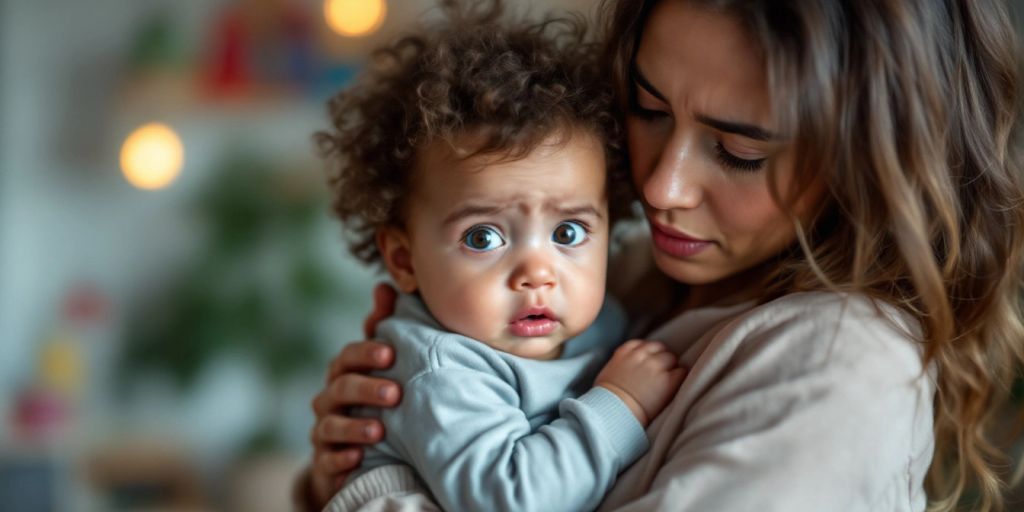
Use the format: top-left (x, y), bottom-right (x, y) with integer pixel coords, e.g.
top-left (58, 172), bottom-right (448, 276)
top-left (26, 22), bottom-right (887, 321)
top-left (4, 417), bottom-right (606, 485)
top-left (325, 0), bottom-right (387, 37)
top-left (120, 122), bottom-right (184, 190)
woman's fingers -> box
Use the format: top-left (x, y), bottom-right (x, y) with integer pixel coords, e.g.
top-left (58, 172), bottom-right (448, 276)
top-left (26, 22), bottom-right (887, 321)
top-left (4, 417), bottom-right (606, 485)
top-left (327, 341), bottom-right (396, 381)
top-left (318, 417), bottom-right (383, 445)
top-left (314, 373), bottom-right (402, 415)
top-left (363, 283), bottom-right (398, 338)
top-left (314, 447), bottom-right (363, 476)
top-left (312, 416), bottom-right (385, 445)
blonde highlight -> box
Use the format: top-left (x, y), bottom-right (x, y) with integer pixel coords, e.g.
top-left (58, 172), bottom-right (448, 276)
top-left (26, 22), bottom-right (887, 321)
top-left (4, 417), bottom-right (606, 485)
top-left (602, 0), bottom-right (1024, 510)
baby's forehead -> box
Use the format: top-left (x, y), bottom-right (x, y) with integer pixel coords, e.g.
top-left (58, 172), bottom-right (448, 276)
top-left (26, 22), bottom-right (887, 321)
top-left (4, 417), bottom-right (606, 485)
top-left (430, 193), bottom-right (608, 231)
top-left (406, 129), bottom-right (610, 214)
top-left (433, 121), bottom-right (604, 156)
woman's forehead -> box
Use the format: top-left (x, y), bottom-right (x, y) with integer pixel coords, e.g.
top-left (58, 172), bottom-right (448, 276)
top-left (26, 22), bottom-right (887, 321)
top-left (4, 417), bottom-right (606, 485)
top-left (635, 0), bottom-right (773, 128)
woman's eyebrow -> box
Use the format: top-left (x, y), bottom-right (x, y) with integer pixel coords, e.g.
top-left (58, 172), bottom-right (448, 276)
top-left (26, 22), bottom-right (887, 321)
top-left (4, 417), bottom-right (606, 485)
top-left (695, 114), bottom-right (777, 141)
top-left (630, 63), bottom-right (669, 103)
top-left (632, 61), bottom-right (777, 142)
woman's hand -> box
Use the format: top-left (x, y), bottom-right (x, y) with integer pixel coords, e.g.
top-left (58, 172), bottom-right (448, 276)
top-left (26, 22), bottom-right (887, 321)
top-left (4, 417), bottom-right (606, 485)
top-left (306, 284), bottom-right (402, 509)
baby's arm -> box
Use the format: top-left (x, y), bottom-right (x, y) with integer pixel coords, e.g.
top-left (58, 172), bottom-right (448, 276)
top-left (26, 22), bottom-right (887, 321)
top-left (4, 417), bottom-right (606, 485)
top-left (385, 361), bottom-right (654, 512)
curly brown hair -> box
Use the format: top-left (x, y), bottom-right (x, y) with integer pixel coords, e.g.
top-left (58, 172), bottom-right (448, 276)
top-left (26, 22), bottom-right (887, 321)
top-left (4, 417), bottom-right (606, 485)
top-left (317, 0), bottom-right (630, 266)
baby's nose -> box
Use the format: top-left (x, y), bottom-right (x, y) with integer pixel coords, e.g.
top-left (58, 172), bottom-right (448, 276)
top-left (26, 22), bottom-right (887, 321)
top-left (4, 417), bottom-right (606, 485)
top-left (509, 256), bottom-right (556, 290)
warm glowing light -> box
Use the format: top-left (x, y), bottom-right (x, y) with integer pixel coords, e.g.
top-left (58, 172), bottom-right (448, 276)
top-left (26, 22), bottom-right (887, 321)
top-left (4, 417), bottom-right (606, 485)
top-left (120, 122), bottom-right (184, 190)
top-left (325, 0), bottom-right (387, 37)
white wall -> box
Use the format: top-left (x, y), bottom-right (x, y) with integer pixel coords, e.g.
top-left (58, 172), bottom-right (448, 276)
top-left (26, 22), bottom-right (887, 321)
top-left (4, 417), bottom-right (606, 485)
top-left (0, 0), bottom-right (605, 476)
top-left (0, 0), bottom-right (602, 405)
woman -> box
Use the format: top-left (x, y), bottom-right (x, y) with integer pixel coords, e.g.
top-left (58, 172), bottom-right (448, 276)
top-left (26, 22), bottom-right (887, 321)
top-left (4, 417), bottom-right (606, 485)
top-left (301, 0), bottom-right (1024, 510)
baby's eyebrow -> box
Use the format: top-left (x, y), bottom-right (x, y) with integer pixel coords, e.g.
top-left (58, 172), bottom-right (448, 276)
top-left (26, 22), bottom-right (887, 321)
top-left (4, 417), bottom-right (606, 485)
top-left (442, 204), bottom-right (507, 226)
top-left (442, 202), bottom-right (603, 226)
top-left (549, 203), bottom-right (603, 219)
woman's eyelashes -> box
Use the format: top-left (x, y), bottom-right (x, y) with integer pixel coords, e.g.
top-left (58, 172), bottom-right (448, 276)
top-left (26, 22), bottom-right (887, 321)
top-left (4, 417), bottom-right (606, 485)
top-left (629, 103), bottom-right (670, 121)
top-left (714, 142), bottom-right (766, 172)
top-left (628, 94), bottom-right (670, 121)
top-left (629, 90), bottom-right (767, 173)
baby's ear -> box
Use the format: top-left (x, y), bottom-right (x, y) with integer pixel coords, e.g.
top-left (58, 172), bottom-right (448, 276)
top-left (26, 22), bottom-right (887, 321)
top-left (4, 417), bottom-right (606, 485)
top-left (377, 227), bottom-right (417, 294)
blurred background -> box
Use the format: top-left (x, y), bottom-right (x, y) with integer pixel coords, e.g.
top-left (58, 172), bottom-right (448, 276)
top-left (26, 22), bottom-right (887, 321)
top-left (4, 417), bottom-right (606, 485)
top-left (0, 0), bottom-right (595, 510)
top-left (1, 0), bottom-right (1023, 511)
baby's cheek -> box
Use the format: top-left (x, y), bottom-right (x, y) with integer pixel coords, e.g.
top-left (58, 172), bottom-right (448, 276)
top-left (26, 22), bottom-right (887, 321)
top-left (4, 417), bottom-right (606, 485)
top-left (563, 256), bottom-right (609, 335)
top-left (427, 278), bottom-right (507, 341)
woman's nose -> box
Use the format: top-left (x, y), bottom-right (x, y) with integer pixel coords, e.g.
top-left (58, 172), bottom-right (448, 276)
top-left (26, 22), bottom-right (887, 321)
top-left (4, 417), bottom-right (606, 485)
top-left (641, 135), bottom-right (704, 211)
top-left (509, 254), bottom-right (556, 291)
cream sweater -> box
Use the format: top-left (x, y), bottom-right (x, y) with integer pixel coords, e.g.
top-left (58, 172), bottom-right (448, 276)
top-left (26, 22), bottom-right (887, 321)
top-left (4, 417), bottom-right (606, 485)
top-left (597, 291), bottom-right (934, 511)
top-left (321, 291), bottom-right (935, 512)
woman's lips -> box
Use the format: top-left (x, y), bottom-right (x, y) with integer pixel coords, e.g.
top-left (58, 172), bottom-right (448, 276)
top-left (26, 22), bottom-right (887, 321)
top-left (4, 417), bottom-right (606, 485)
top-left (509, 307), bottom-right (558, 337)
top-left (649, 221), bottom-right (713, 258)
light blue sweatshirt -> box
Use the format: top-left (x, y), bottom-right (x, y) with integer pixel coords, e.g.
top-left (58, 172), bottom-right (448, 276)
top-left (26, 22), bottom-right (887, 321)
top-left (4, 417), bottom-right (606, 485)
top-left (349, 294), bottom-right (647, 512)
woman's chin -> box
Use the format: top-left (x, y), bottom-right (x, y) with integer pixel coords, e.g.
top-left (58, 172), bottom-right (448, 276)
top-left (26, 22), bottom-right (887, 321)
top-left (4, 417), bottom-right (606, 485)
top-left (651, 251), bottom-right (729, 286)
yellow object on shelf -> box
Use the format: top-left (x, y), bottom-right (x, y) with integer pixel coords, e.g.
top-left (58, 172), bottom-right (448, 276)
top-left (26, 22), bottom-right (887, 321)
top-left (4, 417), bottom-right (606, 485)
top-left (324, 0), bottom-right (387, 37)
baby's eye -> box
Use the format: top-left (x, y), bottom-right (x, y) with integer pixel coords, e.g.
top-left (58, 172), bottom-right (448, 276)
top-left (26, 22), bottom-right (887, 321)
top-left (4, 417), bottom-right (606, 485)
top-left (463, 225), bottom-right (506, 252)
top-left (552, 221), bottom-right (588, 247)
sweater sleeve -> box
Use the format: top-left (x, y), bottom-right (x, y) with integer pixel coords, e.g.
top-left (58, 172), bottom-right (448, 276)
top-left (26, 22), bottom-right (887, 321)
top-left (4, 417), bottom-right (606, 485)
top-left (601, 294), bottom-right (935, 512)
top-left (385, 366), bottom-right (648, 512)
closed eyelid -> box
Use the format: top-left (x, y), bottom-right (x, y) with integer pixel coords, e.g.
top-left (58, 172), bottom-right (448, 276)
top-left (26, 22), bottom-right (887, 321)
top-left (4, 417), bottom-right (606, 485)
top-left (720, 139), bottom-right (769, 157)
top-left (630, 63), bottom-right (669, 104)
top-left (633, 88), bottom-right (665, 111)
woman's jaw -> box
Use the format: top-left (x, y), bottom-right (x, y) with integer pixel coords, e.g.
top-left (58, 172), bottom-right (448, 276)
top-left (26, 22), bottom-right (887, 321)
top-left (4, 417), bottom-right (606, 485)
top-left (644, 209), bottom-right (779, 310)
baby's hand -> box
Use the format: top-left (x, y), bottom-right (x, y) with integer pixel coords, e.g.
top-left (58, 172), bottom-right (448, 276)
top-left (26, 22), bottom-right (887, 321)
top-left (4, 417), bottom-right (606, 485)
top-left (595, 340), bottom-right (686, 426)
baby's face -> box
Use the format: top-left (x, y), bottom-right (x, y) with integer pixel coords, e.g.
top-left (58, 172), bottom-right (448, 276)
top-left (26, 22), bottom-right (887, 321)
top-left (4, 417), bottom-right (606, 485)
top-left (386, 129), bottom-right (609, 360)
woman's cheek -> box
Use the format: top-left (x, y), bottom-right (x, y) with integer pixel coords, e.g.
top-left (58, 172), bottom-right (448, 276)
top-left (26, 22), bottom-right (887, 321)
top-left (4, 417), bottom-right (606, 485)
top-left (626, 119), bottom-right (661, 188)
top-left (722, 178), bottom-right (799, 258)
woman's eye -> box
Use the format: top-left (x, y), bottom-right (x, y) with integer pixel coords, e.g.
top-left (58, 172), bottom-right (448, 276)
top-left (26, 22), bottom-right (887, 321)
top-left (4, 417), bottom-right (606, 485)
top-left (552, 221), bottom-right (588, 247)
top-left (714, 142), bottom-right (766, 172)
top-left (628, 80), bottom-right (672, 122)
top-left (628, 100), bottom-right (670, 121)
top-left (463, 226), bottom-right (505, 252)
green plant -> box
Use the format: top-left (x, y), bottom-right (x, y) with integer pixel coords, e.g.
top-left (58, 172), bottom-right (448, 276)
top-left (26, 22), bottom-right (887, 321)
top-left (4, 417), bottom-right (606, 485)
top-left (117, 151), bottom-right (346, 393)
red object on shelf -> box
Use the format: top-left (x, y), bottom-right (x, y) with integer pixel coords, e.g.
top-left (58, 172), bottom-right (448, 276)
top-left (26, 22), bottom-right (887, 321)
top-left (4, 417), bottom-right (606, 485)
top-left (204, 10), bottom-right (251, 96)
top-left (201, 1), bottom-right (316, 98)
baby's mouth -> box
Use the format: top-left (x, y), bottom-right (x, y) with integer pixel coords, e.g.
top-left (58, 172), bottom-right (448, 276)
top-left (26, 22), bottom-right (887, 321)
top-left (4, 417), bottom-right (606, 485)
top-left (508, 307), bottom-right (559, 337)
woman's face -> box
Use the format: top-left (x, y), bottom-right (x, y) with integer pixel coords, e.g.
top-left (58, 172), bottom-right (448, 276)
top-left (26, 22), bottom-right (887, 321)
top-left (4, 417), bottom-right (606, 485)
top-left (627, 1), bottom-right (818, 292)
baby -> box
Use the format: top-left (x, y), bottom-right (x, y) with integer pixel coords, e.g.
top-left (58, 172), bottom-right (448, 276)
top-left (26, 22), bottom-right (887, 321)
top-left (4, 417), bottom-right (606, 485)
top-left (316, 2), bottom-right (685, 510)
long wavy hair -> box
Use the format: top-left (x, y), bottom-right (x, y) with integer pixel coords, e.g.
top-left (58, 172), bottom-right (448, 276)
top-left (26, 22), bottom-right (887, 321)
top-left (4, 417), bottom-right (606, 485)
top-left (601, 0), bottom-right (1024, 510)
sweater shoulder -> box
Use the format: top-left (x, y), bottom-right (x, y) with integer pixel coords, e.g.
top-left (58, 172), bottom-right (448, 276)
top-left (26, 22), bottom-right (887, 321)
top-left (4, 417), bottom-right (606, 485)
top-left (376, 314), bottom-right (511, 381)
top-left (718, 291), bottom-right (926, 381)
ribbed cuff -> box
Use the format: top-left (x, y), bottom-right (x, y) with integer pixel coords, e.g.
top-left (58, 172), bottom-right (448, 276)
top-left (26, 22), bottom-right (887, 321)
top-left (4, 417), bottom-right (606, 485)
top-left (323, 464), bottom-right (426, 512)
top-left (576, 386), bottom-right (649, 465)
